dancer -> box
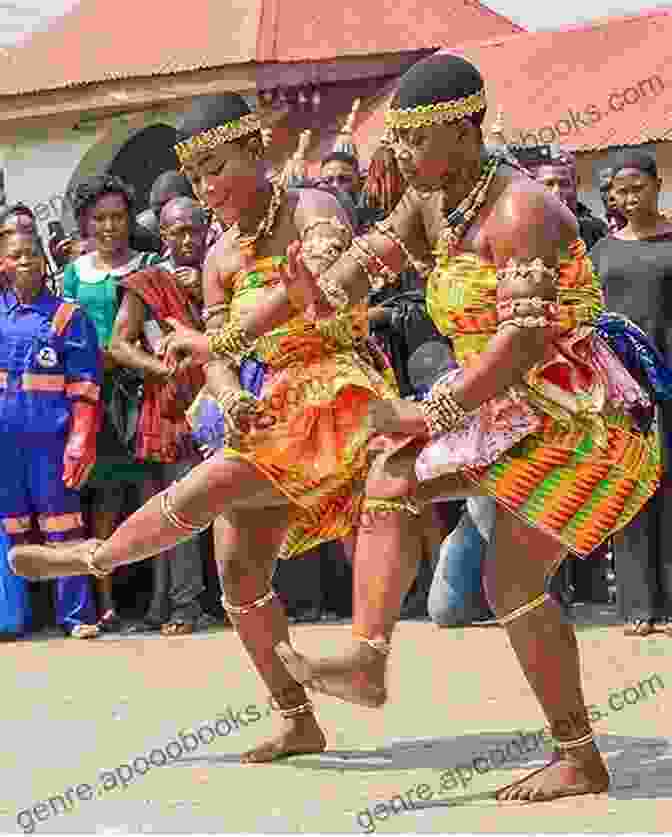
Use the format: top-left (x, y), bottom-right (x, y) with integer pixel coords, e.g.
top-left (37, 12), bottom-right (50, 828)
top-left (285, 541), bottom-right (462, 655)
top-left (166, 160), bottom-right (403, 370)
top-left (153, 55), bottom-right (660, 802)
top-left (10, 92), bottom-right (394, 763)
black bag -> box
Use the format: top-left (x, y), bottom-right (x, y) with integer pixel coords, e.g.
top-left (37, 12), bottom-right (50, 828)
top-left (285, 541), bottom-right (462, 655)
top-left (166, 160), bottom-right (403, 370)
top-left (105, 366), bottom-right (145, 457)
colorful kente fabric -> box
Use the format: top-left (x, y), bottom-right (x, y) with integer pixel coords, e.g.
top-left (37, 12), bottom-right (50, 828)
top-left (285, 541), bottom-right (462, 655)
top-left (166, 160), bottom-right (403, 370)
top-left (191, 256), bottom-right (396, 559)
top-left (420, 240), bottom-right (662, 557)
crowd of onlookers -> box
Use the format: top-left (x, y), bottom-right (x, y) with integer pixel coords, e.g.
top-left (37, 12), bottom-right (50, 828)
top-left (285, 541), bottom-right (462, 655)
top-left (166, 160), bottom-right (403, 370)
top-left (0, 111), bottom-right (670, 642)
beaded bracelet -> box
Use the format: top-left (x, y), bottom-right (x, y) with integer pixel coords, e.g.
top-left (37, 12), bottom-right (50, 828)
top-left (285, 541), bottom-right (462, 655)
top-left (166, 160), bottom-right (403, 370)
top-left (206, 323), bottom-right (256, 363)
top-left (316, 275), bottom-right (351, 314)
top-left (496, 296), bottom-right (559, 332)
top-left (421, 381), bottom-right (470, 435)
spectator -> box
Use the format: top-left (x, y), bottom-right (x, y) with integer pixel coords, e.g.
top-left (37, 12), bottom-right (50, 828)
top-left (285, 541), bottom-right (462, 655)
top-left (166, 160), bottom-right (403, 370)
top-left (0, 229), bottom-right (101, 638)
top-left (533, 148), bottom-right (608, 249)
top-left (598, 168), bottom-right (627, 233)
top-left (62, 175), bottom-right (161, 632)
top-left (135, 171), bottom-right (195, 255)
top-left (108, 197), bottom-right (216, 635)
top-left (590, 151), bottom-right (672, 636)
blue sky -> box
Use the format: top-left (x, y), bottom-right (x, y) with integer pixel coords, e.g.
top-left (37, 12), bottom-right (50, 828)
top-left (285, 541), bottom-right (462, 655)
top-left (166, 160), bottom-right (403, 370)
top-left (0, 0), bottom-right (666, 45)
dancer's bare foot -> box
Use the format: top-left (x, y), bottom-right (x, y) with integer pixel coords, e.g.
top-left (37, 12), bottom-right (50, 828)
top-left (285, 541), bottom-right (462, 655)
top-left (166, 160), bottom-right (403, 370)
top-left (496, 744), bottom-right (610, 803)
top-left (9, 540), bottom-right (103, 580)
top-left (275, 641), bottom-right (387, 708)
top-left (241, 713), bottom-right (326, 763)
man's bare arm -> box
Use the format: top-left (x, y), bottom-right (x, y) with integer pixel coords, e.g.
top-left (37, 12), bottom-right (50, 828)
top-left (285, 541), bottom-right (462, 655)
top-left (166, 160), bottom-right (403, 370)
top-left (109, 292), bottom-right (172, 379)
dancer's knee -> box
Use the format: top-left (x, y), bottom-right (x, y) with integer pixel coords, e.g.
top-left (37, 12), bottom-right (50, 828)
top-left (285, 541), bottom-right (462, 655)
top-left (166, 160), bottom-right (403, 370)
top-left (488, 509), bottom-right (566, 617)
top-left (219, 554), bottom-right (270, 592)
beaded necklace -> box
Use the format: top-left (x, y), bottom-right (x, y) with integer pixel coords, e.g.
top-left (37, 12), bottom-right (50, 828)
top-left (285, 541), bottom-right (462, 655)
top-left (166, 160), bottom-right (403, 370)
top-left (232, 183), bottom-right (285, 259)
top-left (438, 153), bottom-right (500, 256)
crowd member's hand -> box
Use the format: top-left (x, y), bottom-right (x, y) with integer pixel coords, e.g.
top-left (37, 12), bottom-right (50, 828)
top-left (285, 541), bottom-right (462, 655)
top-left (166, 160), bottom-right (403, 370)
top-left (101, 349), bottom-right (117, 372)
top-left (368, 305), bottom-right (391, 325)
top-left (160, 319), bottom-right (211, 370)
top-left (63, 402), bottom-right (99, 489)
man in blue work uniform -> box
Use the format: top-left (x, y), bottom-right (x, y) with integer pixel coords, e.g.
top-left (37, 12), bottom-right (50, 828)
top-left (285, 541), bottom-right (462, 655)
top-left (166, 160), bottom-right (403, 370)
top-left (0, 228), bottom-right (102, 638)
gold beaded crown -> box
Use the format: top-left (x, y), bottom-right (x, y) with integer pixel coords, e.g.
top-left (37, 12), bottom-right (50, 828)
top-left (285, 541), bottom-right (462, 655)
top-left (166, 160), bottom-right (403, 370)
top-left (385, 88), bottom-right (486, 131)
top-left (174, 113), bottom-right (262, 166)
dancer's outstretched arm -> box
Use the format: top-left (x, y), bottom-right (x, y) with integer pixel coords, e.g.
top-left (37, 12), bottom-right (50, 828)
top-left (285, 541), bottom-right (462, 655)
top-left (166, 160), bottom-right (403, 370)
top-left (240, 189), bottom-right (428, 339)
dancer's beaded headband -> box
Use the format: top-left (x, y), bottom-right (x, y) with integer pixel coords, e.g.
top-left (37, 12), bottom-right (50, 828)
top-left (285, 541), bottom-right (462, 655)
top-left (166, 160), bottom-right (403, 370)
top-left (384, 88), bottom-right (486, 130)
top-left (174, 113), bottom-right (262, 166)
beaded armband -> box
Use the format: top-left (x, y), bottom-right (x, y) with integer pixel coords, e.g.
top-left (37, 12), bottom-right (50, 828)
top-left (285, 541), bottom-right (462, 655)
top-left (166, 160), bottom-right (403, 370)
top-left (206, 323), bottom-right (256, 364)
top-left (495, 258), bottom-right (559, 293)
top-left (421, 380), bottom-right (470, 436)
top-left (216, 387), bottom-right (259, 444)
top-left (496, 297), bottom-right (559, 332)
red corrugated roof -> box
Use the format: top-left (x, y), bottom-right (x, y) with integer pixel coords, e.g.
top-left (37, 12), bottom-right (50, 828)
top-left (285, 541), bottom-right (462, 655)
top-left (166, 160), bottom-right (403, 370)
top-left (0, 0), bottom-right (261, 96)
top-left (447, 7), bottom-right (672, 151)
top-left (0, 0), bottom-right (522, 98)
top-left (256, 0), bottom-right (523, 63)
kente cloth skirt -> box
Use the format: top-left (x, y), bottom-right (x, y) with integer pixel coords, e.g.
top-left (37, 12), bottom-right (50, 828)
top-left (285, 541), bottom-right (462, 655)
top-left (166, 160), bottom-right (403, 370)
top-left (189, 350), bottom-right (394, 560)
top-left (415, 328), bottom-right (663, 558)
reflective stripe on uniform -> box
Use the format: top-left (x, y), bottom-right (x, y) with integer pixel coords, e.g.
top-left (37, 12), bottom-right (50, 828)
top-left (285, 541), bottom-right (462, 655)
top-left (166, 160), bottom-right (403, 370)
top-left (21, 373), bottom-right (66, 392)
top-left (37, 511), bottom-right (84, 533)
top-left (2, 515), bottom-right (32, 534)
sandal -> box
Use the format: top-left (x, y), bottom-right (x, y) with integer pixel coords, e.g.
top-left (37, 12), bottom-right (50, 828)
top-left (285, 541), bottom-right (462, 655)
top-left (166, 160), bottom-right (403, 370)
top-left (160, 620), bottom-right (194, 636)
top-left (68, 623), bottom-right (101, 639)
top-left (623, 618), bottom-right (654, 637)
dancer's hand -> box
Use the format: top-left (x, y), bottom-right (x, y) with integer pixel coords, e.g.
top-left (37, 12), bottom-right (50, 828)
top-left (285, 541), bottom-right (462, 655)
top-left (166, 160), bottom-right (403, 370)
top-left (280, 241), bottom-right (317, 312)
top-left (282, 241), bottom-right (335, 320)
top-left (160, 320), bottom-right (211, 370)
top-left (367, 399), bottom-right (428, 436)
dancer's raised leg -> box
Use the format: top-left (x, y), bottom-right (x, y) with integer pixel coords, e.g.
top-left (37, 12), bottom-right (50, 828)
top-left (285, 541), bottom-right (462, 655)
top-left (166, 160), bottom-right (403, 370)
top-left (9, 453), bottom-right (288, 579)
top-left (213, 511), bottom-right (325, 762)
top-left (489, 507), bottom-right (609, 802)
top-left (276, 443), bottom-right (476, 706)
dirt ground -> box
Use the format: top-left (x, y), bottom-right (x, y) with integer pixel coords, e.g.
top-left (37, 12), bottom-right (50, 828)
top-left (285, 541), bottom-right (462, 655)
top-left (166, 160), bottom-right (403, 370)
top-left (2, 607), bottom-right (670, 834)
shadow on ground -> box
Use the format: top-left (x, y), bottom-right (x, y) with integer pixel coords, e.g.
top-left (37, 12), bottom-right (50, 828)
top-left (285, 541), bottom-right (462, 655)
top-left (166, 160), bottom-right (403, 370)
top-left (172, 730), bottom-right (672, 807)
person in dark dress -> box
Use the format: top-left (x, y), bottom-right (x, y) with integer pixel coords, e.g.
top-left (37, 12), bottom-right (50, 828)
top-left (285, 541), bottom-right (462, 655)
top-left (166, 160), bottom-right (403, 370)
top-left (590, 151), bottom-right (672, 637)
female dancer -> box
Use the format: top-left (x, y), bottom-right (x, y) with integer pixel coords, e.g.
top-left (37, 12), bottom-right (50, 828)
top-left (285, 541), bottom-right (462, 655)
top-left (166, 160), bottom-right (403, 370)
top-left (11, 92), bottom-right (394, 763)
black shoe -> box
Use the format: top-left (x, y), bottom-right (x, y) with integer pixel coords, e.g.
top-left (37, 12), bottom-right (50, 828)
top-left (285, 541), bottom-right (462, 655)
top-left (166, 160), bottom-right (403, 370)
top-left (121, 619), bottom-right (163, 635)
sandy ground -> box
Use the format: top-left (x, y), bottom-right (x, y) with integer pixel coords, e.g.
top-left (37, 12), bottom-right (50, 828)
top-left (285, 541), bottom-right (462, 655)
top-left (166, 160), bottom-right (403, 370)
top-left (2, 607), bottom-right (671, 834)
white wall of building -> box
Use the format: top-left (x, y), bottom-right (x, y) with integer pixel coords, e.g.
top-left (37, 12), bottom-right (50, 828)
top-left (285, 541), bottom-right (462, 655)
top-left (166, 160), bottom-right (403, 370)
top-left (1, 107), bottom-right (181, 240)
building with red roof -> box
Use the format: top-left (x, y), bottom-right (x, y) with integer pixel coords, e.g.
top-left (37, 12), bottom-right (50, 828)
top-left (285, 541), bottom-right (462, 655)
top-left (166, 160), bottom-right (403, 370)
top-left (438, 8), bottom-right (672, 213)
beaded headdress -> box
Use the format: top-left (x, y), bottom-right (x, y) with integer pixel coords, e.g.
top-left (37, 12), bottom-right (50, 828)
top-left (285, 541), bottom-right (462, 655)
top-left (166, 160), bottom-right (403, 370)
top-left (174, 93), bottom-right (262, 167)
top-left (385, 53), bottom-right (487, 131)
